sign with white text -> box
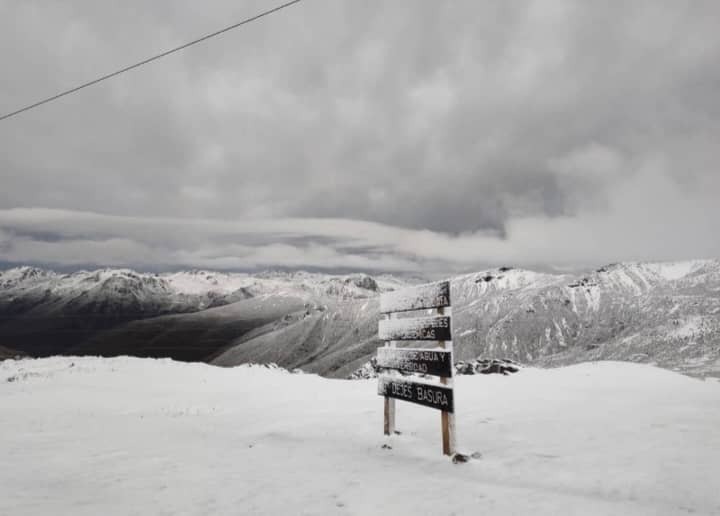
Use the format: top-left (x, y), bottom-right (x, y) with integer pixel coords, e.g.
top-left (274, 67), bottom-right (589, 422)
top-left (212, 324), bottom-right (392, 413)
top-left (378, 315), bottom-right (451, 341)
top-left (378, 376), bottom-right (454, 413)
top-left (378, 280), bottom-right (456, 456)
top-left (376, 347), bottom-right (452, 377)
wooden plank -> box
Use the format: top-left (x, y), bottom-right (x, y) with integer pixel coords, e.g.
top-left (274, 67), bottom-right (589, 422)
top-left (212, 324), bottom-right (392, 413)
top-left (380, 280), bottom-right (450, 314)
top-left (378, 376), bottom-right (454, 413)
top-left (376, 347), bottom-right (452, 377)
top-left (378, 315), bottom-right (451, 341)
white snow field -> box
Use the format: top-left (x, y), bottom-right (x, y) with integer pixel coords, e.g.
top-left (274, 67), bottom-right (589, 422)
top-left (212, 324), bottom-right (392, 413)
top-left (1, 357), bottom-right (719, 516)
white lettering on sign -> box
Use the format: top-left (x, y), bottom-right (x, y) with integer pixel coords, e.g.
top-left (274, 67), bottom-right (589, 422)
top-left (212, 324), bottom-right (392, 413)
top-left (391, 382), bottom-right (413, 399)
top-left (378, 376), bottom-right (454, 412)
top-left (416, 385), bottom-right (449, 407)
top-left (378, 316), bottom-right (452, 342)
top-left (376, 347), bottom-right (453, 377)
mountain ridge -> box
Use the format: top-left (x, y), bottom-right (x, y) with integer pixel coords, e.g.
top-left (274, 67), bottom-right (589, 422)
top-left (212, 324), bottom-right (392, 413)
top-left (1, 260), bottom-right (718, 377)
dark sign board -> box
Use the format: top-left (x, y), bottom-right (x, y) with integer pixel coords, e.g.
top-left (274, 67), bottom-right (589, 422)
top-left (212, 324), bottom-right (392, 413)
top-left (380, 280), bottom-right (450, 314)
top-left (377, 347), bottom-right (452, 377)
top-left (378, 376), bottom-right (454, 413)
top-left (379, 315), bottom-right (451, 341)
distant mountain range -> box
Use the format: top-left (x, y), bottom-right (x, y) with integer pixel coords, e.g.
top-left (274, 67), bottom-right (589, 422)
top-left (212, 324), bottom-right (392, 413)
top-left (1, 261), bottom-right (718, 378)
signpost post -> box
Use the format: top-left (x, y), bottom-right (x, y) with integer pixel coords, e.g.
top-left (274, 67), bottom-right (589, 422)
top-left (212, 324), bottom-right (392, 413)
top-left (377, 280), bottom-right (456, 456)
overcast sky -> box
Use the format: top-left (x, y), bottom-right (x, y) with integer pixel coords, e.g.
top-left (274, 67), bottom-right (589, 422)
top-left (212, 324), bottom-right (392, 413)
top-left (1, 0), bottom-right (719, 274)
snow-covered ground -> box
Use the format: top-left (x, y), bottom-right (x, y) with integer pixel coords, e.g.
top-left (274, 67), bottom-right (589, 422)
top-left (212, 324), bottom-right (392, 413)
top-left (1, 357), bottom-right (719, 515)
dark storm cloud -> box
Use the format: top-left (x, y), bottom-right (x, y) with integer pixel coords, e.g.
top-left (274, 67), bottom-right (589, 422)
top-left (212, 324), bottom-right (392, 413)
top-left (1, 1), bottom-right (719, 271)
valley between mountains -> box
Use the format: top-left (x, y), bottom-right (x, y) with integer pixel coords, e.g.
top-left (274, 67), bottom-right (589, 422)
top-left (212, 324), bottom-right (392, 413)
top-left (1, 260), bottom-right (718, 378)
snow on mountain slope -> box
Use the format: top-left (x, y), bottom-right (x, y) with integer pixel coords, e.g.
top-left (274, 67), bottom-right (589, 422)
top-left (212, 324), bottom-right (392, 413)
top-left (0, 267), bottom-right (388, 358)
top-left (0, 267), bottom-right (394, 311)
top-left (210, 296), bottom-right (383, 377)
top-left (1, 260), bottom-right (719, 377)
top-left (1, 356), bottom-right (719, 515)
top-left (640, 260), bottom-right (712, 281)
top-left (0, 268), bottom-right (218, 356)
top-left (0, 266), bottom-right (55, 288)
top-left (451, 260), bottom-right (720, 377)
top-left (162, 270), bottom-right (254, 295)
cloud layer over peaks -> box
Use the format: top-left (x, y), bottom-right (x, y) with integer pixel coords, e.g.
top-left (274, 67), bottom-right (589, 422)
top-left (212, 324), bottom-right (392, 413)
top-left (1, 1), bottom-right (719, 272)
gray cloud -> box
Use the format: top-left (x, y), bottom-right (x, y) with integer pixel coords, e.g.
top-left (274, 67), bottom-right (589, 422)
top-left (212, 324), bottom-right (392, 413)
top-left (1, 1), bottom-right (719, 272)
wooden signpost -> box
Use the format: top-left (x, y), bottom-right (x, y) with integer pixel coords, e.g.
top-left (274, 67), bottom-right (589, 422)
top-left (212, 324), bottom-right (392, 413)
top-left (377, 280), bottom-right (456, 456)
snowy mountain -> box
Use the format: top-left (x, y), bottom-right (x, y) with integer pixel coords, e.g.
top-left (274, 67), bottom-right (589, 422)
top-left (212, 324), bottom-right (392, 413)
top-left (0, 267), bottom-right (397, 362)
top-left (450, 260), bottom-right (720, 377)
top-left (1, 260), bottom-right (719, 377)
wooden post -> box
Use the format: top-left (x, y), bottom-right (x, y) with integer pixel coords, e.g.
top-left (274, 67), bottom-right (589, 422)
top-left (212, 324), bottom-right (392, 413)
top-left (438, 305), bottom-right (456, 456)
top-left (383, 313), bottom-right (396, 436)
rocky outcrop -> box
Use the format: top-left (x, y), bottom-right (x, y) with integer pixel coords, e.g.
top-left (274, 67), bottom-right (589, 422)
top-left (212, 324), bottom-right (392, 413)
top-left (454, 358), bottom-right (521, 375)
top-left (347, 356), bottom-right (522, 379)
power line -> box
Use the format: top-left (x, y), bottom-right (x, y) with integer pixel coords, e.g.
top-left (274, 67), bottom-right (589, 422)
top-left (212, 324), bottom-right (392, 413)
top-left (0, 0), bottom-right (303, 122)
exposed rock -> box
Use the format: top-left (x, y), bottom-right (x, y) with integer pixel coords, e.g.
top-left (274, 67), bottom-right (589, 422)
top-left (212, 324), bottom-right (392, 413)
top-left (347, 357), bottom-right (521, 379)
top-left (452, 453), bottom-right (471, 464)
top-left (346, 275), bottom-right (379, 292)
top-left (455, 358), bottom-right (521, 376)
top-left (348, 357), bottom-right (379, 379)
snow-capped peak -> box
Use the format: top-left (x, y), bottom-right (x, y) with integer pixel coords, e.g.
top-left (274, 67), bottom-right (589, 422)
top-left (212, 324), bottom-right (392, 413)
top-left (0, 266), bottom-right (55, 288)
top-left (638, 259), bottom-right (717, 281)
